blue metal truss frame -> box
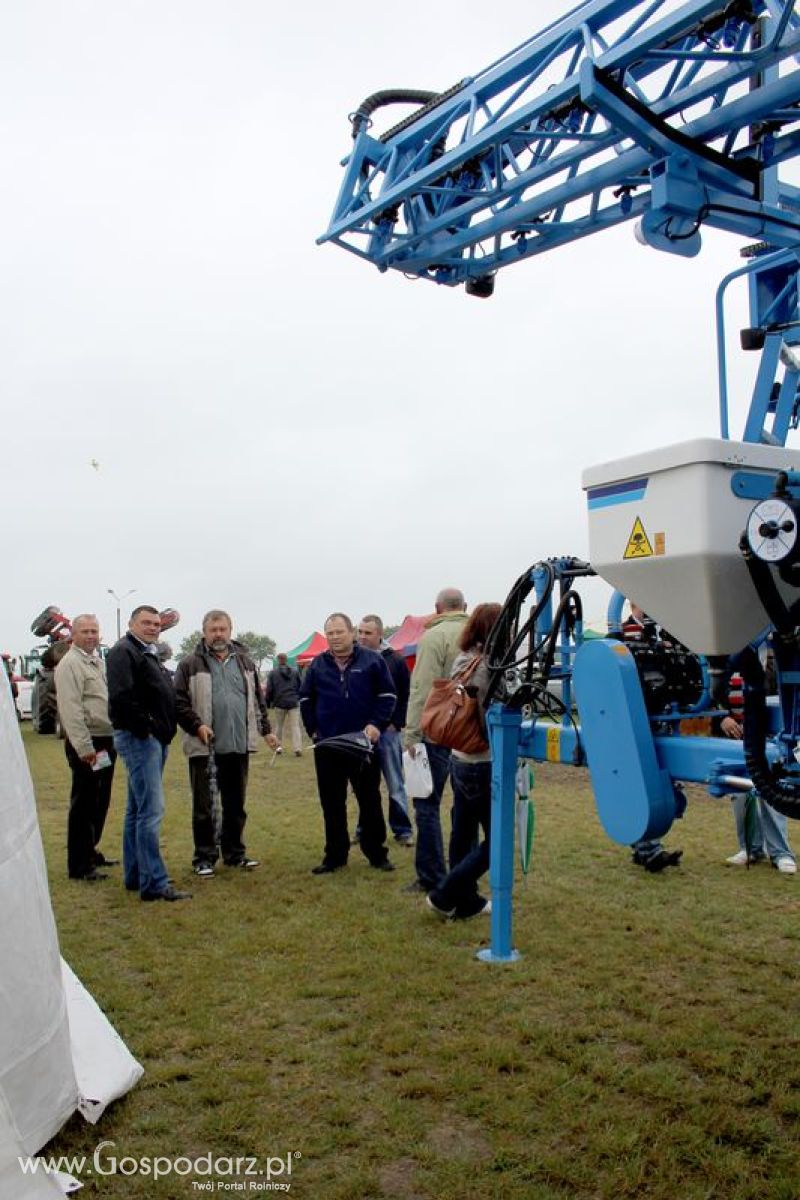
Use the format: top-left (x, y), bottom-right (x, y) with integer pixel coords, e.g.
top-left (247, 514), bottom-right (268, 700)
top-left (319, 0), bottom-right (800, 285)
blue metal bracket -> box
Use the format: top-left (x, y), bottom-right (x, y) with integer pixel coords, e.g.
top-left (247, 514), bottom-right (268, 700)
top-left (573, 639), bottom-right (677, 843)
top-left (731, 471), bottom-right (780, 501)
top-left (478, 705), bottom-right (523, 964)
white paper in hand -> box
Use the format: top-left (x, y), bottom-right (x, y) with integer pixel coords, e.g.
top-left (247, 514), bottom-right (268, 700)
top-left (403, 744), bottom-right (433, 799)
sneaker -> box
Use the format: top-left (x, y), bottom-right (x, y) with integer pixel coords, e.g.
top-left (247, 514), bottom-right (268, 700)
top-left (394, 833), bottom-right (415, 846)
top-left (774, 856), bottom-right (797, 875)
top-left (644, 849), bottom-right (683, 873)
top-left (141, 886), bottom-right (192, 902)
top-left (726, 849), bottom-right (763, 866)
top-left (193, 863), bottom-right (215, 878)
top-left (311, 862), bottom-right (345, 875)
top-left (454, 897), bottom-right (492, 920)
top-left (425, 895), bottom-right (456, 919)
top-left (230, 858), bottom-right (260, 870)
top-left (371, 859), bottom-right (395, 872)
top-left (401, 879), bottom-right (426, 894)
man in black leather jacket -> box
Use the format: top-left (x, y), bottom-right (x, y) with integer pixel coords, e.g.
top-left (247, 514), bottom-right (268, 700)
top-left (107, 605), bottom-right (190, 902)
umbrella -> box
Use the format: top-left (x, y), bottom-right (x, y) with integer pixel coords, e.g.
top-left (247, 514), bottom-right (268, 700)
top-left (207, 741), bottom-right (222, 845)
top-left (515, 761), bottom-right (536, 881)
top-left (312, 732), bottom-right (374, 761)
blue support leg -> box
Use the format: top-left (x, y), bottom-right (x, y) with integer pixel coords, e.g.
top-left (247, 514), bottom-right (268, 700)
top-left (477, 704), bottom-right (523, 964)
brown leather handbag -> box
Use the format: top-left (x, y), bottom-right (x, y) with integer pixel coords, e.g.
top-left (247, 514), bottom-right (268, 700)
top-left (419, 655), bottom-right (489, 754)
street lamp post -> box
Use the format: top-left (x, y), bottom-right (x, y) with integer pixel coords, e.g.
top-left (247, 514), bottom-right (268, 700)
top-left (107, 588), bottom-right (137, 640)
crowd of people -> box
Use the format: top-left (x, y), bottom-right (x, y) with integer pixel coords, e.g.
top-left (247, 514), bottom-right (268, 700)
top-left (47, 590), bottom-right (495, 914)
top-left (36, 586), bottom-right (796, 909)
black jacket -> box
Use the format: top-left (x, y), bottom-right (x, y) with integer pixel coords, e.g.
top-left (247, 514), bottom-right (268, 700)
top-left (107, 632), bottom-right (177, 745)
top-left (265, 664), bottom-right (301, 709)
top-left (382, 646), bottom-right (410, 729)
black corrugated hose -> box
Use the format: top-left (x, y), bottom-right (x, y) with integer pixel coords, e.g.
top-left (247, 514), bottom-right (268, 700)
top-left (350, 90), bottom-right (439, 138)
top-left (737, 537), bottom-right (800, 818)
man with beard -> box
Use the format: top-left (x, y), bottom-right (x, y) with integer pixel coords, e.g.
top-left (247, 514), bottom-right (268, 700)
top-left (175, 610), bottom-right (277, 877)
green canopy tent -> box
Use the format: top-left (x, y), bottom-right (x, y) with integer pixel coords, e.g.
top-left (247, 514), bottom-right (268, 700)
top-left (283, 632), bottom-right (316, 666)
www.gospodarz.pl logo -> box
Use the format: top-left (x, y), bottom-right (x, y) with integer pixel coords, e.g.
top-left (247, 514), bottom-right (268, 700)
top-left (18, 1140), bottom-right (300, 1190)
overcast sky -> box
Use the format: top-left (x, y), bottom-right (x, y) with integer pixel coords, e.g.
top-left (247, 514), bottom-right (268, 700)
top-left (1, 1), bottom-right (768, 660)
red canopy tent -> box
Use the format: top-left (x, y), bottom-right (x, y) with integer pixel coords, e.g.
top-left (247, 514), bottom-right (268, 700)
top-left (296, 631), bottom-right (328, 666)
top-left (283, 631), bottom-right (316, 666)
top-left (388, 614), bottom-right (434, 671)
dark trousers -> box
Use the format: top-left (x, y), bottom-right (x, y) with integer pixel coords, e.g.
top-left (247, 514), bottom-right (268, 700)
top-left (65, 736), bottom-right (116, 878)
top-left (430, 758), bottom-right (491, 918)
top-left (413, 740), bottom-right (452, 890)
top-left (313, 748), bottom-right (388, 867)
top-left (188, 753), bottom-right (250, 865)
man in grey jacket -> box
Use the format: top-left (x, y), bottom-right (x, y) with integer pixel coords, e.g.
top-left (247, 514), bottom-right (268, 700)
top-left (54, 614), bottom-right (116, 881)
top-left (175, 610), bottom-right (278, 877)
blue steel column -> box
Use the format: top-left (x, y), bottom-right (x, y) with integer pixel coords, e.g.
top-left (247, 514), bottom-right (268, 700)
top-left (477, 704), bottom-right (523, 964)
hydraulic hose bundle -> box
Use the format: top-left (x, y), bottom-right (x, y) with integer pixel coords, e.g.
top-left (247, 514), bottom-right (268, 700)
top-left (740, 513), bottom-right (800, 819)
top-left (484, 559), bottom-right (589, 714)
top-left (732, 645), bottom-right (800, 820)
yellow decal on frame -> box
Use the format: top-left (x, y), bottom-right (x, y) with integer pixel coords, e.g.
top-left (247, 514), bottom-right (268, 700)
top-left (546, 726), bottom-right (560, 762)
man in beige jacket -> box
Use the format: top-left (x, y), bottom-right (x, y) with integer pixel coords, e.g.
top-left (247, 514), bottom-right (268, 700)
top-left (54, 614), bottom-right (116, 881)
top-left (403, 588), bottom-right (468, 893)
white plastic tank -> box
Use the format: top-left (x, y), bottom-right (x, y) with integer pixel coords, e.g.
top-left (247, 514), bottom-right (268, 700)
top-left (583, 438), bottom-right (800, 655)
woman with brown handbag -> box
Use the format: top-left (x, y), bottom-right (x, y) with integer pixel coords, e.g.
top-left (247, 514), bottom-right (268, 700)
top-left (425, 602), bottom-right (501, 921)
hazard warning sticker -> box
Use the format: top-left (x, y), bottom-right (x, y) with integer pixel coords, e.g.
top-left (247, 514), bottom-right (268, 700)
top-left (623, 516), bottom-right (653, 559)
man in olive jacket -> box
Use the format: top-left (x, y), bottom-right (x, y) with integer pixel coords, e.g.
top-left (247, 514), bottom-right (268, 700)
top-left (403, 588), bottom-right (468, 893)
top-left (174, 609), bottom-right (277, 876)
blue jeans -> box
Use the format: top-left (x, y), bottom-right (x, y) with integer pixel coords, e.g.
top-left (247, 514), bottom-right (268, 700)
top-left (734, 792), bottom-right (794, 863)
top-left (114, 731), bottom-right (170, 898)
top-left (430, 757), bottom-right (491, 918)
top-left (377, 729), bottom-right (413, 838)
top-left (413, 740), bottom-right (451, 890)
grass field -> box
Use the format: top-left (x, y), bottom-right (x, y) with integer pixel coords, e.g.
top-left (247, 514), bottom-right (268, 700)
top-left (23, 725), bottom-right (800, 1200)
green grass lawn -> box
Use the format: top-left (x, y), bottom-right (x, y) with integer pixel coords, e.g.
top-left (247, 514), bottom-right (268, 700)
top-left (23, 725), bottom-right (800, 1199)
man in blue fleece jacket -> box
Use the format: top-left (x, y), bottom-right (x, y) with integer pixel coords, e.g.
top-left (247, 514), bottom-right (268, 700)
top-left (300, 612), bottom-right (396, 875)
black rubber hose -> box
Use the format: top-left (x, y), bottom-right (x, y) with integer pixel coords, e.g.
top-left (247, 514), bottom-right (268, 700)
top-left (484, 562), bottom-right (555, 704)
top-left (540, 590), bottom-right (583, 682)
top-left (739, 533), bottom-right (795, 636)
top-left (350, 90), bottom-right (439, 138)
top-left (736, 646), bottom-right (800, 820)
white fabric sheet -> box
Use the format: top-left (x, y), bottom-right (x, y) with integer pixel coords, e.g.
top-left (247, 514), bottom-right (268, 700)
top-left (0, 676), bottom-right (143, 1199)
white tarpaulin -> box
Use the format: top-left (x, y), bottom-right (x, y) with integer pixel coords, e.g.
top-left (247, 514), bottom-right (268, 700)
top-left (0, 1092), bottom-right (66, 1198)
top-left (0, 676), bottom-right (143, 1198)
top-left (62, 962), bottom-right (143, 1125)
